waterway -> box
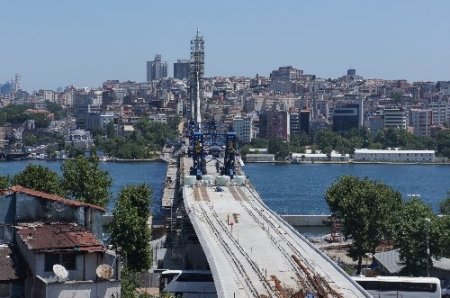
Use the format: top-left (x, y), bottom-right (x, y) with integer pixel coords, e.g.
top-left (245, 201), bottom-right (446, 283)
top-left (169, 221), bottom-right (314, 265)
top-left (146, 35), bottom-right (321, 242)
top-left (1, 161), bottom-right (449, 216)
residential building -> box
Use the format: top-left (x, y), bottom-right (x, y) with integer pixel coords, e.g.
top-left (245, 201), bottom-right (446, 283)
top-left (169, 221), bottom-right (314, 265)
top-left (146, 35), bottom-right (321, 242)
top-left (270, 66), bottom-right (303, 94)
top-left (384, 108), bottom-right (407, 129)
top-left (429, 100), bottom-right (448, 126)
top-left (259, 110), bottom-right (290, 141)
top-left (146, 54), bottom-right (168, 82)
top-left (410, 108), bottom-right (432, 137)
top-left (289, 112), bottom-right (300, 136)
top-left (173, 59), bottom-right (190, 80)
top-left (233, 116), bottom-right (253, 143)
top-left (368, 115), bottom-right (384, 135)
top-left (0, 186), bottom-right (120, 298)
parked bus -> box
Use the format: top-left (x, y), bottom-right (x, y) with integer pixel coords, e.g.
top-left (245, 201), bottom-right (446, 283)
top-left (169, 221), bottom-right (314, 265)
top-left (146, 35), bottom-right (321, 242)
top-left (352, 276), bottom-right (441, 298)
top-left (159, 270), bottom-right (217, 298)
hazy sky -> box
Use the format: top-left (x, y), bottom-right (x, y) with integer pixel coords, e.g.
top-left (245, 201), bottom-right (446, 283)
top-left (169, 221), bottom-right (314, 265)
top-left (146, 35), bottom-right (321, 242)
top-left (1, 0), bottom-right (450, 91)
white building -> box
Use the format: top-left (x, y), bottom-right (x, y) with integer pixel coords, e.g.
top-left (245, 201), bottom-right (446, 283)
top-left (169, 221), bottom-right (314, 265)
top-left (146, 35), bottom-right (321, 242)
top-left (233, 116), bottom-right (253, 143)
top-left (354, 148), bottom-right (435, 162)
top-left (410, 109), bottom-right (432, 137)
top-left (291, 151), bottom-right (350, 162)
top-left (429, 101), bottom-right (449, 126)
top-left (384, 108), bottom-right (407, 129)
top-left (149, 113), bottom-right (167, 124)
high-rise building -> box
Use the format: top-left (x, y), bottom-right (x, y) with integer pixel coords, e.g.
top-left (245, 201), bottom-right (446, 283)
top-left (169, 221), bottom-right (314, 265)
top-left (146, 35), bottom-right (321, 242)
top-left (384, 108), bottom-right (407, 129)
top-left (332, 101), bottom-right (364, 132)
top-left (259, 110), bottom-right (290, 141)
top-left (429, 101), bottom-right (448, 126)
top-left (269, 66), bottom-right (303, 94)
top-left (146, 54), bottom-right (168, 82)
top-left (299, 109), bottom-right (312, 135)
top-left (289, 112), bottom-right (300, 136)
top-left (174, 59), bottom-right (190, 80)
top-left (410, 109), bottom-right (432, 137)
top-left (189, 30), bottom-right (205, 121)
top-left (233, 116), bottom-right (253, 143)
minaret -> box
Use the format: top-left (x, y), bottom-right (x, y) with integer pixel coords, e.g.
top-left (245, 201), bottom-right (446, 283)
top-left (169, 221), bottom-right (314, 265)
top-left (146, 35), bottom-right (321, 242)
top-left (189, 29), bottom-right (205, 125)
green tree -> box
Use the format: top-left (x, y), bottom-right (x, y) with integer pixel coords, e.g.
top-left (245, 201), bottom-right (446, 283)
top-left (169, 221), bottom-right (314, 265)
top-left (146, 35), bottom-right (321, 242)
top-left (0, 175), bottom-right (10, 189)
top-left (23, 134), bottom-right (38, 146)
top-left (440, 192), bottom-right (450, 215)
top-left (45, 101), bottom-right (67, 120)
top-left (108, 185), bottom-right (152, 271)
top-left (250, 137), bottom-right (269, 148)
top-left (325, 176), bottom-right (403, 274)
top-left (436, 131), bottom-right (450, 158)
top-left (268, 138), bottom-right (290, 160)
top-left (438, 216), bottom-right (450, 258)
top-left (61, 156), bottom-right (112, 207)
top-left (394, 197), bottom-right (441, 276)
top-left (12, 164), bottom-right (64, 195)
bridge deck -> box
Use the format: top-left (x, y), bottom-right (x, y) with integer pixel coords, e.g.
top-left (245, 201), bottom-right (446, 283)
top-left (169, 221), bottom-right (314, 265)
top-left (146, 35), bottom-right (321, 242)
top-left (182, 157), bottom-right (369, 298)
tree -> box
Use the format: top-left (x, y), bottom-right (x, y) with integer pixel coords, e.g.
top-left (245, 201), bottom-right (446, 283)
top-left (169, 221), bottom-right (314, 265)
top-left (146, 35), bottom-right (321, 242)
top-left (61, 156), bottom-right (112, 207)
top-left (394, 197), bottom-right (441, 276)
top-left (23, 134), bottom-right (38, 146)
top-left (438, 216), bottom-right (450, 258)
top-left (0, 175), bottom-right (10, 189)
top-left (440, 192), bottom-right (450, 215)
top-left (108, 185), bottom-right (152, 271)
top-left (436, 131), bottom-right (450, 158)
top-left (325, 176), bottom-right (403, 274)
top-left (268, 138), bottom-right (290, 160)
top-left (12, 164), bottom-right (64, 195)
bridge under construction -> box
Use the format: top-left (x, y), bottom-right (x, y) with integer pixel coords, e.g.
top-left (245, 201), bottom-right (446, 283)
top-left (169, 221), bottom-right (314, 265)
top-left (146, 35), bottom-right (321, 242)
top-left (176, 156), bottom-right (369, 297)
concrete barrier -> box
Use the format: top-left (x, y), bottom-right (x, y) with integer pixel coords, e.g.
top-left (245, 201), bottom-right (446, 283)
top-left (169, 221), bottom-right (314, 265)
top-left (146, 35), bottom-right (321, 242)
top-left (281, 214), bottom-right (330, 226)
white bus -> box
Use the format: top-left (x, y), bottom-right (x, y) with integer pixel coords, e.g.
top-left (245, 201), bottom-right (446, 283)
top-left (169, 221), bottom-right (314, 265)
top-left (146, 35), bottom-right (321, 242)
top-left (352, 276), bottom-right (441, 298)
top-left (159, 270), bottom-right (217, 298)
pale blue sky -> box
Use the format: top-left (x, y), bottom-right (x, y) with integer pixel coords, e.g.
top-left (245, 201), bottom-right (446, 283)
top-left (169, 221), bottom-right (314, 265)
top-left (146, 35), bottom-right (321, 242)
top-left (1, 0), bottom-right (450, 91)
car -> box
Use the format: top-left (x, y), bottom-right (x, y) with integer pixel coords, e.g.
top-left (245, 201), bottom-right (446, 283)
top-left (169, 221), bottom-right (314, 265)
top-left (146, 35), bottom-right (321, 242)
top-left (215, 186), bottom-right (224, 192)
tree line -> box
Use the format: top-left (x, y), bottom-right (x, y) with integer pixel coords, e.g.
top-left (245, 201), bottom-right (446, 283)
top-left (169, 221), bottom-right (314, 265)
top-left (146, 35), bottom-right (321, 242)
top-left (326, 175), bottom-right (450, 276)
top-left (93, 116), bottom-right (180, 159)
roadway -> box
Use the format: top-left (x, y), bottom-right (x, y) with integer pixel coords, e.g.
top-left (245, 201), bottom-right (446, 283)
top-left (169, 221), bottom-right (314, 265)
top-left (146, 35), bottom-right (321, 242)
top-left (181, 156), bottom-right (370, 298)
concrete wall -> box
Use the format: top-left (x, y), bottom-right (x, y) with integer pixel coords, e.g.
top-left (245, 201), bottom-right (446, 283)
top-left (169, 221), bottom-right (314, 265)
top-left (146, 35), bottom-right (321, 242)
top-left (36, 253), bottom-right (84, 280)
top-left (281, 214), bottom-right (330, 226)
top-left (0, 194), bottom-right (15, 224)
top-left (35, 276), bottom-right (120, 298)
top-left (245, 154), bottom-right (275, 162)
top-left (16, 194), bottom-right (79, 224)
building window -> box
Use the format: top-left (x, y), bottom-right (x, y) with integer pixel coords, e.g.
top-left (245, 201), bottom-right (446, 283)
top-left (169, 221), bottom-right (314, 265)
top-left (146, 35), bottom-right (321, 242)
top-left (62, 254), bottom-right (76, 270)
top-left (45, 253), bottom-right (77, 271)
top-left (45, 254), bottom-right (60, 272)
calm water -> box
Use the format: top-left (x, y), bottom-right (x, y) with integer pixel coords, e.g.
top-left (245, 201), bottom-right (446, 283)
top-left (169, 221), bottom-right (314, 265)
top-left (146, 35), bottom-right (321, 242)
top-left (244, 163), bottom-right (450, 214)
top-left (1, 161), bottom-right (449, 216)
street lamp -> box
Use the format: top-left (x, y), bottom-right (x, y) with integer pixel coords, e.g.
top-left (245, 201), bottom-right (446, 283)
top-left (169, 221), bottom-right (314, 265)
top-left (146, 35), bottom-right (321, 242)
top-left (425, 217), bottom-right (431, 277)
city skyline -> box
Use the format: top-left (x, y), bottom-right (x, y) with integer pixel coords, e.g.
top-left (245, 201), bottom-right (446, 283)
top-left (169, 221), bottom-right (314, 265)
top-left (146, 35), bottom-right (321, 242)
top-left (1, 0), bottom-right (450, 91)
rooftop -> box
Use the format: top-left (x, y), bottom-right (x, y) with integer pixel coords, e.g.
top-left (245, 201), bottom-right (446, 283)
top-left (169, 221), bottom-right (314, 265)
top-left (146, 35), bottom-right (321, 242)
top-left (9, 185), bottom-right (105, 212)
top-left (0, 244), bottom-right (26, 281)
top-left (16, 223), bottom-right (104, 253)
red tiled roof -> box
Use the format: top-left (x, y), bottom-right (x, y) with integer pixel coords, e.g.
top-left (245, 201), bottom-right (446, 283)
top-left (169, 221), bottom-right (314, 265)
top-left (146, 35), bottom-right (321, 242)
top-left (10, 185), bottom-right (105, 212)
top-left (16, 223), bottom-right (105, 252)
top-left (0, 244), bottom-right (26, 281)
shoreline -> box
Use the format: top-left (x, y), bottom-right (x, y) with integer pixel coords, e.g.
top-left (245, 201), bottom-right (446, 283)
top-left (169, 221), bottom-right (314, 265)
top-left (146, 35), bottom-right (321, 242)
top-left (244, 160), bottom-right (450, 165)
